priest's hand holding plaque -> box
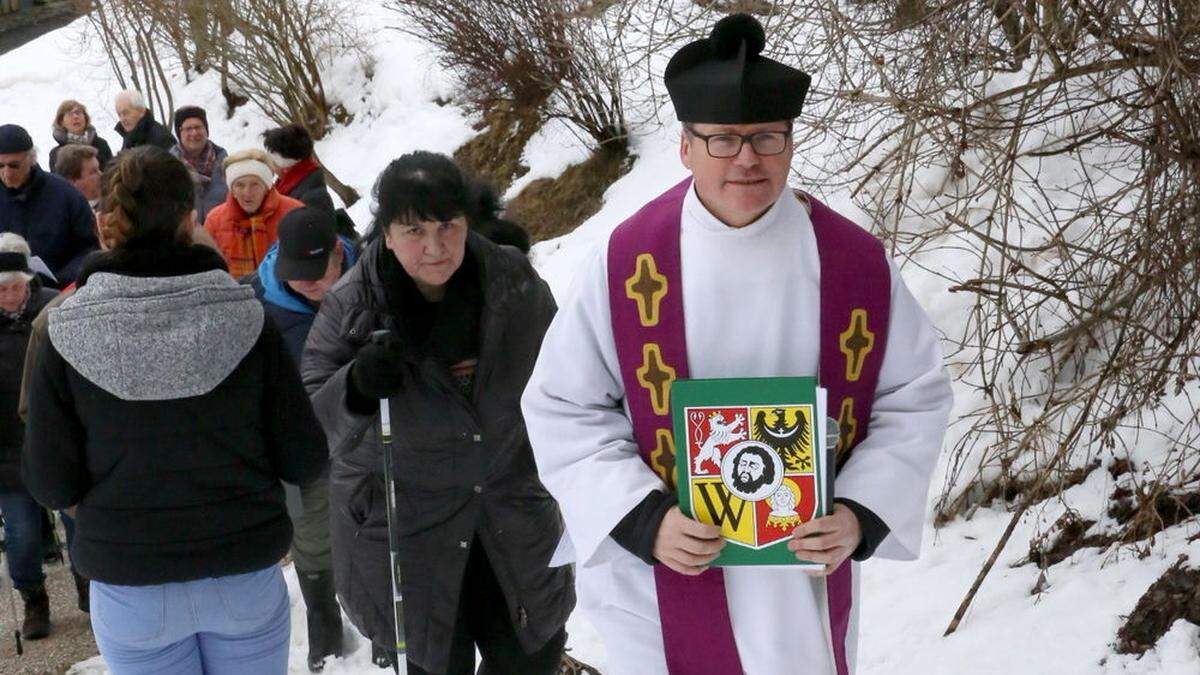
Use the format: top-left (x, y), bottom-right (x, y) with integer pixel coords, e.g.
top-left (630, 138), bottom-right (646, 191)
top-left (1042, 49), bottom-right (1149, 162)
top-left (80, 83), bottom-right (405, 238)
top-left (653, 506), bottom-right (725, 576)
top-left (787, 503), bottom-right (863, 576)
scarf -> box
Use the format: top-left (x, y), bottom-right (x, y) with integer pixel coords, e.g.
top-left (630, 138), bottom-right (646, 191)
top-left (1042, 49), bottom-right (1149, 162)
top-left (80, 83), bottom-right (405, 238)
top-left (179, 141), bottom-right (219, 184)
top-left (377, 242), bottom-right (483, 368)
top-left (52, 125), bottom-right (96, 147)
top-left (275, 158), bottom-right (321, 198)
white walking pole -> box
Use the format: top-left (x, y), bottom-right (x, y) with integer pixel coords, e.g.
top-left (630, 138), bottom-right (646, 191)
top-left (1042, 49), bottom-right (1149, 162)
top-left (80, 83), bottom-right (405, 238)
top-left (372, 330), bottom-right (406, 657)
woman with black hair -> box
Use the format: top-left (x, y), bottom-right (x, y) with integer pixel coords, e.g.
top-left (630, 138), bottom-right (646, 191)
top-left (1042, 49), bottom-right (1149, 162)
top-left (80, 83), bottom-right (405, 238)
top-left (23, 146), bottom-right (329, 674)
top-left (303, 151), bottom-right (574, 675)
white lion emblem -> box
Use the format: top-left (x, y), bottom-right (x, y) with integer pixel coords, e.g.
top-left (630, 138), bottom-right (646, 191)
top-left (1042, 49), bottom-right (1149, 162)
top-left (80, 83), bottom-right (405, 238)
top-left (694, 412), bottom-right (746, 473)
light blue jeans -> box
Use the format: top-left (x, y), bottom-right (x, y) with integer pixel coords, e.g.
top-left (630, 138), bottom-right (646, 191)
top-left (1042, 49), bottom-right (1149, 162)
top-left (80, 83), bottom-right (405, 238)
top-left (90, 566), bottom-right (290, 675)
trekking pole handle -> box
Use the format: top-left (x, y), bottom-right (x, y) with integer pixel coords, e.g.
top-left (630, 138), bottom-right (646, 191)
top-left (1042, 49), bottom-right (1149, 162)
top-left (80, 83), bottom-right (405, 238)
top-left (369, 329), bottom-right (393, 433)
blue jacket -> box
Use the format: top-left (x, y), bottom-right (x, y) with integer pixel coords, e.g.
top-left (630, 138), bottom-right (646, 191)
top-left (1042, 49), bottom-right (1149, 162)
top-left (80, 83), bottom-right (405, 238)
top-left (0, 165), bottom-right (98, 286)
top-left (248, 235), bottom-right (358, 363)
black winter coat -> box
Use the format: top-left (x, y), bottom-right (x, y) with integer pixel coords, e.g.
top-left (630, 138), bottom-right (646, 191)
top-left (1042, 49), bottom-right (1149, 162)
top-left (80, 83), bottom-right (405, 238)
top-left (302, 234), bottom-right (574, 673)
top-left (0, 282), bottom-right (58, 491)
top-left (0, 165), bottom-right (99, 285)
top-left (49, 134), bottom-right (115, 175)
top-left (23, 244), bottom-right (328, 586)
top-left (114, 112), bottom-right (176, 152)
top-left (284, 168), bottom-right (336, 213)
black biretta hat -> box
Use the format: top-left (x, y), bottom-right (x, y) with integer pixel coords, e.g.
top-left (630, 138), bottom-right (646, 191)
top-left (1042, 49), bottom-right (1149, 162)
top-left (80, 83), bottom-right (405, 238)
top-left (664, 14), bottom-right (811, 124)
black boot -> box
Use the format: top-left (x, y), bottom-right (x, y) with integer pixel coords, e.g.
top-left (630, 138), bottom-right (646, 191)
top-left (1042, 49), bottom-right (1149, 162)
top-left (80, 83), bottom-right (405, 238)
top-left (19, 585), bottom-right (50, 640)
top-left (297, 571), bottom-right (344, 672)
top-left (72, 569), bottom-right (90, 613)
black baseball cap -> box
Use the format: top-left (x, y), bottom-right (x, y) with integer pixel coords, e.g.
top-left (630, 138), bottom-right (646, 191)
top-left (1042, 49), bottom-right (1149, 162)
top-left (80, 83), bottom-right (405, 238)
top-left (275, 207), bottom-right (339, 282)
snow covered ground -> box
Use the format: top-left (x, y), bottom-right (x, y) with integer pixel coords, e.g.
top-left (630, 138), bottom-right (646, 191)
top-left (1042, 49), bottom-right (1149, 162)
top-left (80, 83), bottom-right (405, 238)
top-left (1, 3), bottom-right (1197, 674)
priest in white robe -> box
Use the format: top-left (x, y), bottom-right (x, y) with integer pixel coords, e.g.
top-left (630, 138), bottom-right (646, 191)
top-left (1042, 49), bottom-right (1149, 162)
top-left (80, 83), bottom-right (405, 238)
top-left (522, 13), bottom-right (953, 675)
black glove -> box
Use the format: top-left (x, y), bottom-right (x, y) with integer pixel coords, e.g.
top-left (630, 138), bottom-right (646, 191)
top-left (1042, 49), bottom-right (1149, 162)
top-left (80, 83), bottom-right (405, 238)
top-left (349, 335), bottom-right (407, 403)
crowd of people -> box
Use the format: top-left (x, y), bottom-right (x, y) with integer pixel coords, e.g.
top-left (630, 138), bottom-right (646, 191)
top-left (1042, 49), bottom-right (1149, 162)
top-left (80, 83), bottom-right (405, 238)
top-left (0, 85), bottom-right (365, 670)
top-left (0, 12), bottom-right (952, 675)
top-left (2, 80), bottom-right (561, 675)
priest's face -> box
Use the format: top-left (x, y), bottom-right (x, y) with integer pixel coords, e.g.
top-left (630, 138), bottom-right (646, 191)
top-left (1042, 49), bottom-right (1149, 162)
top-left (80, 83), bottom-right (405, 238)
top-left (681, 121), bottom-right (794, 229)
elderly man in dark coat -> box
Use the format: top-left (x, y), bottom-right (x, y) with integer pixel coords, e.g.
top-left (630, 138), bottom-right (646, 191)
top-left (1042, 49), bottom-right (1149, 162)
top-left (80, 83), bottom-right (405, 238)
top-left (0, 124), bottom-right (98, 286)
top-left (113, 89), bottom-right (176, 152)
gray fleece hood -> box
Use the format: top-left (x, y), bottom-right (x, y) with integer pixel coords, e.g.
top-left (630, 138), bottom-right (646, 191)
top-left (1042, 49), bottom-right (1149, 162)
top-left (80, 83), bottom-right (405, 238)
top-left (49, 270), bottom-right (264, 401)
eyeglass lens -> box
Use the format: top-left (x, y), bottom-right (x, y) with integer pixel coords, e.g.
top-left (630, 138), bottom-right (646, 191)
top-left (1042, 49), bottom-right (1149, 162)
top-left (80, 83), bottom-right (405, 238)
top-left (707, 132), bottom-right (788, 158)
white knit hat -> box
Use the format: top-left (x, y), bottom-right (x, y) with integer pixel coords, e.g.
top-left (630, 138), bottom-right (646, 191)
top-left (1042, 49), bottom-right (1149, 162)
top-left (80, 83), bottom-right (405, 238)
top-left (224, 148), bottom-right (276, 188)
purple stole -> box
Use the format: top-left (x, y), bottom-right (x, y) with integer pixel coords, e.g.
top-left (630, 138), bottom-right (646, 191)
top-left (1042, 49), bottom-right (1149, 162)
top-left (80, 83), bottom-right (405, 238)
top-left (607, 178), bottom-right (890, 674)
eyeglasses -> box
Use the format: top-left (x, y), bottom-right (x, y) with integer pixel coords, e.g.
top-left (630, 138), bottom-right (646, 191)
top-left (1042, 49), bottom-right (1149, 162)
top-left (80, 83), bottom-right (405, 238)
top-left (685, 126), bottom-right (792, 158)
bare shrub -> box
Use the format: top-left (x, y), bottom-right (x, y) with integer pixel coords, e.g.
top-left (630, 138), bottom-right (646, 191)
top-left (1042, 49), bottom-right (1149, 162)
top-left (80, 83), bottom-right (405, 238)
top-left (77, 0), bottom-right (177, 119)
top-left (388, 0), bottom-right (569, 114)
top-left (82, 0), bottom-right (367, 206)
top-left (781, 0), bottom-right (1200, 634)
top-left (388, 0), bottom-right (629, 149)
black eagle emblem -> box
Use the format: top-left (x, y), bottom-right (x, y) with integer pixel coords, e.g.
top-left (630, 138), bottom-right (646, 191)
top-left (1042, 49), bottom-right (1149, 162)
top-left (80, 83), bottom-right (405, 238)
top-left (752, 408), bottom-right (811, 472)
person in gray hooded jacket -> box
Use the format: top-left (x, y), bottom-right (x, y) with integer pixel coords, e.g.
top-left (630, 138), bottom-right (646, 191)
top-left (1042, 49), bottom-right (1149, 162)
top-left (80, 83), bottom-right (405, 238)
top-left (23, 147), bottom-right (328, 675)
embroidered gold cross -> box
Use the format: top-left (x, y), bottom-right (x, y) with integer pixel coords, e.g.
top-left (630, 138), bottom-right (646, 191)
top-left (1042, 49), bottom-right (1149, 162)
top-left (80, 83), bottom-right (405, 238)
top-left (625, 254), bottom-right (668, 327)
top-left (650, 429), bottom-right (676, 490)
top-left (838, 398), bottom-right (858, 456)
top-left (839, 309), bottom-right (875, 383)
top-left (637, 343), bottom-right (676, 416)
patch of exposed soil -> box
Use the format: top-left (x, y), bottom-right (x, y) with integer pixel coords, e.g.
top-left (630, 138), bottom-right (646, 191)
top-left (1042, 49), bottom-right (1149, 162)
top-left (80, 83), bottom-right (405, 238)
top-left (1116, 557), bottom-right (1200, 655)
top-left (1108, 484), bottom-right (1200, 544)
top-left (1027, 512), bottom-right (1117, 569)
top-left (935, 459), bottom-right (1102, 528)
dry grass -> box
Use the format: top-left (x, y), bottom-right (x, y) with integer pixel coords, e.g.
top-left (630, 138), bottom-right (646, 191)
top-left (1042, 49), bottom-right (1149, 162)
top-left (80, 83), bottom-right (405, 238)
top-left (506, 144), bottom-right (634, 243)
top-left (453, 104), bottom-right (544, 195)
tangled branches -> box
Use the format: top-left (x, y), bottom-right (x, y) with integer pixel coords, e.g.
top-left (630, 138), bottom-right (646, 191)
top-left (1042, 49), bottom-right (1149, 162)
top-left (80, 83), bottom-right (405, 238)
top-left (388, 0), bottom-right (628, 148)
top-left (80, 0), bottom-right (366, 205)
top-left (788, 0), bottom-right (1200, 632)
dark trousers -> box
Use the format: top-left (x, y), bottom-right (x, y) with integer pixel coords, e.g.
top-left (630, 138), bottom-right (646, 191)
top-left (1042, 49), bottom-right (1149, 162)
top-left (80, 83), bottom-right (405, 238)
top-left (0, 489), bottom-right (43, 590)
top-left (287, 478), bottom-right (332, 573)
top-left (0, 490), bottom-right (80, 590)
top-left (404, 539), bottom-right (566, 675)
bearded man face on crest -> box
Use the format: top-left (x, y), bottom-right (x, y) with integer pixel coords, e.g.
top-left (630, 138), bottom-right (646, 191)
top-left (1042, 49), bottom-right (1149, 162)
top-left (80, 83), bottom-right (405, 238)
top-left (731, 446), bottom-right (775, 494)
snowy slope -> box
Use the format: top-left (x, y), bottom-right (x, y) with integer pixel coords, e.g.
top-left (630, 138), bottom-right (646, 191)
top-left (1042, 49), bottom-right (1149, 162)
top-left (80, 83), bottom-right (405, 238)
top-left (0, 4), bottom-right (1195, 675)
